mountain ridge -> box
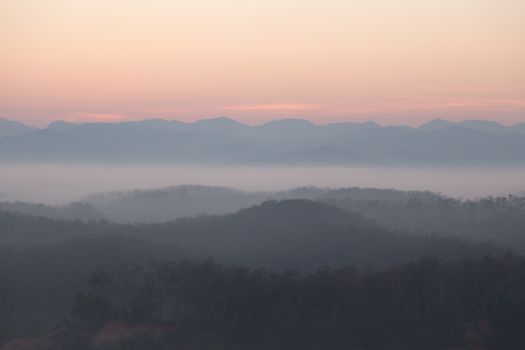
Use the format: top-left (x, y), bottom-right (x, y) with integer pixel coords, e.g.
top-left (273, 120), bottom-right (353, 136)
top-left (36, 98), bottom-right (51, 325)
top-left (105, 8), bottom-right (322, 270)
top-left (0, 117), bottom-right (36, 138)
top-left (1, 116), bottom-right (525, 164)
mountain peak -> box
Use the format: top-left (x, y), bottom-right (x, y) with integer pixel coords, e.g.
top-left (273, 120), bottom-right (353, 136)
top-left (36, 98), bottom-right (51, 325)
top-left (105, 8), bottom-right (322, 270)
top-left (261, 118), bottom-right (315, 127)
top-left (0, 117), bottom-right (36, 138)
top-left (189, 117), bottom-right (251, 134)
top-left (0, 117), bottom-right (33, 126)
top-left (193, 116), bottom-right (247, 126)
top-left (419, 118), bottom-right (456, 130)
top-left (47, 120), bottom-right (77, 130)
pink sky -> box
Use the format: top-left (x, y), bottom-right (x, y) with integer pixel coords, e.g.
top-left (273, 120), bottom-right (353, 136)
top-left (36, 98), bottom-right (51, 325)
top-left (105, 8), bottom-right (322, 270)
top-left (1, 0), bottom-right (524, 127)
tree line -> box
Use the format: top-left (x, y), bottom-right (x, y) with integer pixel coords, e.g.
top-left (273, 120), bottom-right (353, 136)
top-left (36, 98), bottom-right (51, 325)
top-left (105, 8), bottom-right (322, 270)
top-left (60, 254), bottom-right (525, 349)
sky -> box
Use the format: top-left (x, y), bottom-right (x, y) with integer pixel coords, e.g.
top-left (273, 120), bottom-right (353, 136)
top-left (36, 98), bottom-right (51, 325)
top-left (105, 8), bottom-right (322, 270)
top-left (1, 0), bottom-right (524, 127)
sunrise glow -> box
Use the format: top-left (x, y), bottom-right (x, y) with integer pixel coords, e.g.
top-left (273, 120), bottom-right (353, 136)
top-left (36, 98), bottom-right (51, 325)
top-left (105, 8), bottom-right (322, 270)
top-left (1, 0), bottom-right (524, 126)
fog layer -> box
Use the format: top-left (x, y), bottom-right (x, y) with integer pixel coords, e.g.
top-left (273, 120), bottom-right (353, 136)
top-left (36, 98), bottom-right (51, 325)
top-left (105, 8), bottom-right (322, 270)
top-left (1, 164), bottom-right (524, 203)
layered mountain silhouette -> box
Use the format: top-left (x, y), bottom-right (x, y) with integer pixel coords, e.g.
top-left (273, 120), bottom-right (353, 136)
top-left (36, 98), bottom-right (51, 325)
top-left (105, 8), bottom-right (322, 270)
top-left (3, 185), bottom-right (524, 251)
top-left (0, 199), bottom-right (498, 270)
top-left (1, 117), bottom-right (525, 164)
top-left (80, 185), bottom-right (440, 223)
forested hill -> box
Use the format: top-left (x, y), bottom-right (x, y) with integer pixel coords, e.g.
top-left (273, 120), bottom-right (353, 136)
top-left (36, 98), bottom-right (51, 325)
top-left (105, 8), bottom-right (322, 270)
top-left (0, 200), bottom-right (498, 270)
top-left (80, 185), bottom-right (441, 223)
top-left (81, 186), bottom-right (525, 252)
top-left (0, 199), bottom-right (514, 348)
top-left (0, 201), bottom-right (104, 222)
top-left (3, 186), bottom-right (524, 253)
top-left (3, 256), bottom-right (525, 350)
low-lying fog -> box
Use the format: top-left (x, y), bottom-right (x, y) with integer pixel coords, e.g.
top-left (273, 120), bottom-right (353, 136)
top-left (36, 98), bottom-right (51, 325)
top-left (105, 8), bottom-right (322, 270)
top-left (1, 164), bottom-right (524, 203)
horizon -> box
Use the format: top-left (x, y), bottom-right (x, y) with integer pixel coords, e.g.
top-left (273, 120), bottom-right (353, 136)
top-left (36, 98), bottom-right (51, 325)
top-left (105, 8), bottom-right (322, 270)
top-left (2, 115), bottom-right (525, 129)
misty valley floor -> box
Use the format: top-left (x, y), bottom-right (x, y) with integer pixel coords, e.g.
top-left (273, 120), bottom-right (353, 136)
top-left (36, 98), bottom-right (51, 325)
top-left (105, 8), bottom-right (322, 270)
top-left (1, 164), bottom-right (525, 203)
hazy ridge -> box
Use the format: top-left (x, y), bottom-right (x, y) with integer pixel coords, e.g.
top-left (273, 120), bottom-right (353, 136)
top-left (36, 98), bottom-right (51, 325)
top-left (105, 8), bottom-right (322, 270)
top-left (2, 117), bottom-right (525, 164)
top-left (2, 185), bottom-right (525, 251)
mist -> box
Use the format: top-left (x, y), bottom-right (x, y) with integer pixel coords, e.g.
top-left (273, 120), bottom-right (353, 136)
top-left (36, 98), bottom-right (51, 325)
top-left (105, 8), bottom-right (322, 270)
top-left (1, 163), bottom-right (524, 203)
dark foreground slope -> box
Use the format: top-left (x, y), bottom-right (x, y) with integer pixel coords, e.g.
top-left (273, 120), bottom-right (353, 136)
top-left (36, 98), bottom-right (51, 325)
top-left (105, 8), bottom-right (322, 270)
top-left (3, 256), bottom-right (525, 350)
top-left (0, 200), bottom-right (501, 344)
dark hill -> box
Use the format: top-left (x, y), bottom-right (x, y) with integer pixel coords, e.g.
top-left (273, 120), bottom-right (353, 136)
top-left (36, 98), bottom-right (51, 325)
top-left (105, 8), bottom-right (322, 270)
top-left (0, 200), bottom-right (502, 342)
top-left (0, 200), bottom-right (498, 270)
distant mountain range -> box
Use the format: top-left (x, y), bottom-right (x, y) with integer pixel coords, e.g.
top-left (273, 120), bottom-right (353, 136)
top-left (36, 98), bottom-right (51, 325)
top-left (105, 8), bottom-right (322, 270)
top-left (1, 116), bottom-right (524, 164)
